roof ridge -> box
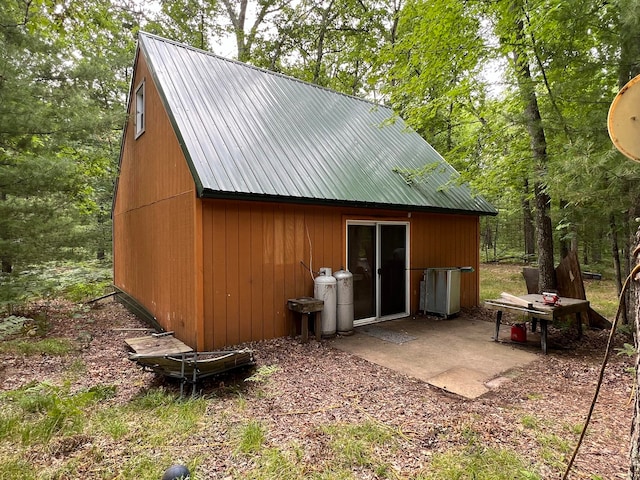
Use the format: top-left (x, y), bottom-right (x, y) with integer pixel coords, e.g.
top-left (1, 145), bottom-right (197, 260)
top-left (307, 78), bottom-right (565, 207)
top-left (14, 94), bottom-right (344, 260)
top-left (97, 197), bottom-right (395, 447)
top-left (138, 31), bottom-right (388, 111)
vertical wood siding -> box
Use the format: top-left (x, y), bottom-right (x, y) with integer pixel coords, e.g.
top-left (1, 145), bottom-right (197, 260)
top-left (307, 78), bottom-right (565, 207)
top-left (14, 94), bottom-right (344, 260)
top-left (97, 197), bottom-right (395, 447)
top-left (113, 53), bottom-right (200, 348)
top-left (409, 212), bottom-right (480, 308)
top-left (200, 201), bottom-right (480, 350)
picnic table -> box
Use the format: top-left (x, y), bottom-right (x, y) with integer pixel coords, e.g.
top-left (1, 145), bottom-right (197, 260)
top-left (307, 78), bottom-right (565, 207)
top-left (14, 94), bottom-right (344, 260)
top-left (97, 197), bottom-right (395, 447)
top-left (485, 294), bottom-right (589, 354)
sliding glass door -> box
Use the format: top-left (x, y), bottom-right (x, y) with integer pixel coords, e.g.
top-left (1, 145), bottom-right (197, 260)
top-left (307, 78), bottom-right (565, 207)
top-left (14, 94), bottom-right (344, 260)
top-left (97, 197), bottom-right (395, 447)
top-left (347, 222), bottom-right (409, 325)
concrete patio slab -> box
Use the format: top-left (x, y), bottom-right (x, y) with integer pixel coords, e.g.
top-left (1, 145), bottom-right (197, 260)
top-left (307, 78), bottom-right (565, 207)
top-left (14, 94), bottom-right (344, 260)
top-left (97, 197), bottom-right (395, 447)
top-left (330, 315), bottom-right (539, 399)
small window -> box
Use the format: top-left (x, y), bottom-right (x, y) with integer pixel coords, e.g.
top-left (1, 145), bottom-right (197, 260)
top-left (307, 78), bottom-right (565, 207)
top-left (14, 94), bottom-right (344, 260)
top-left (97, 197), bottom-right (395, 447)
top-left (135, 81), bottom-right (145, 138)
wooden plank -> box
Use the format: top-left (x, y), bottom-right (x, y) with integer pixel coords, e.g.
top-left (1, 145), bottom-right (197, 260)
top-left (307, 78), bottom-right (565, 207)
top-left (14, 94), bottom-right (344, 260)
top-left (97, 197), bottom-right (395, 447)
top-left (500, 292), bottom-right (534, 308)
top-left (212, 204), bottom-right (228, 347)
top-left (555, 251), bottom-right (611, 328)
top-left (522, 267), bottom-right (539, 294)
top-left (202, 202), bottom-right (215, 349)
top-left (226, 204), bottom-right (240, 345)
top-left (556, 251), bottom-right (586, 300)
top-left (238, 205), bottom-right (253, 343)
top-left (125, 335), bottom-right (193, 356)
top-left (250, 204), bottom-right (264, 341)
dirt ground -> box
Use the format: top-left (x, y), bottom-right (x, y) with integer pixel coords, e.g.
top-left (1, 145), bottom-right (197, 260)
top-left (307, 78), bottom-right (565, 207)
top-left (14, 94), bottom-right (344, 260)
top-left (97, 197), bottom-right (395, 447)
top-left (0, 299), bottom-right (634, 479)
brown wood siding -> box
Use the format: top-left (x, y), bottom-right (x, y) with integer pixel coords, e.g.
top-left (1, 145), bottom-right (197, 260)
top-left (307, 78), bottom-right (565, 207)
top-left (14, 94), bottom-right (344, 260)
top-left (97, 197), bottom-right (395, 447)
top-left (200, 200), bottom-right (480, 350)
top-left (409, 212), bottom-right (480, 308)
top-left (113, 53), bottom-right (201, 348)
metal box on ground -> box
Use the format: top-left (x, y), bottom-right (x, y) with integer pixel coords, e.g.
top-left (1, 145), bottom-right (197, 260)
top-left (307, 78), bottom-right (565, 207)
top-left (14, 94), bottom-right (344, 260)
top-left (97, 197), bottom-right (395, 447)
top-left (420, 268), bottom-right (461, 317)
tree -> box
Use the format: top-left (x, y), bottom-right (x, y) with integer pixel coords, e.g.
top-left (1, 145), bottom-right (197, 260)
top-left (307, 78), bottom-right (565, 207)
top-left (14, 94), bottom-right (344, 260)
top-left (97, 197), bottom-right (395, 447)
top-left (0, 0), bottom-right (133, 277)
top-left (494, 0), bottom-right (555, 291)
top-left (145, 0), bottom-right (217, 50)
top-left (218, 0), bottom-right (288, 62)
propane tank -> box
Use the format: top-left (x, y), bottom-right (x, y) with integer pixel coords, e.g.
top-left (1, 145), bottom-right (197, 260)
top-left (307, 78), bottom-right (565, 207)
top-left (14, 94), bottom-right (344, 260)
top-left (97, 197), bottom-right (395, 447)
top-left (314, 269), bottom-right (336, 337)
top-left (334, 269), bottom-right (354, 335)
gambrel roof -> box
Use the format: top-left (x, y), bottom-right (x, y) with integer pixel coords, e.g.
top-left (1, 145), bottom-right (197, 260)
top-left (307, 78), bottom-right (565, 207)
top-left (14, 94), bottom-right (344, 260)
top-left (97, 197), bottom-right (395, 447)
top-left (134, 32), bottom-right (496, 215)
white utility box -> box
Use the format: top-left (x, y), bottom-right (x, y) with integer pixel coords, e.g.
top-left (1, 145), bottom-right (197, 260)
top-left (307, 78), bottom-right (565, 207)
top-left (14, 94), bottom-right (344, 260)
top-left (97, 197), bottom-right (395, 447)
top-left (419, 268), bottom-right (461, 317)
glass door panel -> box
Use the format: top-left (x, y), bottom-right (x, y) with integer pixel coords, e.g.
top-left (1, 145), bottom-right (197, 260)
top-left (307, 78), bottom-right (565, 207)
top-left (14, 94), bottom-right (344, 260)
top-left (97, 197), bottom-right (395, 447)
top-left (380, 224), bottom-right (407, 316)
top-left (347, 224), bottom-right (376, 320)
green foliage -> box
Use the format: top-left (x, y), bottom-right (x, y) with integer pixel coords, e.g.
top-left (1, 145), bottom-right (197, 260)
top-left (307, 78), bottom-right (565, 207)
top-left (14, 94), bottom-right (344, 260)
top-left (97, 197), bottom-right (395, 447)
top-left (0, 457), bottom-right (37, 480)
top-left (0, 0), bottom-right (133, 284)
top-left (0, 260), bottom-right (112, 312)
top-left (0, 381), bottom-right (114, 445)
top-left (0, 314), bottom-right (29, 339)
top-left (243, 447), bottom-right (305, 480)
top-left (616, 342), bottom-right (636, 358)
top-left (130, 387), bottom-right (179, 410)
top-left (245, 364), bottom-right (281, 384)
top-left (520, 414), bottom-right (539, 429)
top-left (124, 388), bottom-right (208, 443)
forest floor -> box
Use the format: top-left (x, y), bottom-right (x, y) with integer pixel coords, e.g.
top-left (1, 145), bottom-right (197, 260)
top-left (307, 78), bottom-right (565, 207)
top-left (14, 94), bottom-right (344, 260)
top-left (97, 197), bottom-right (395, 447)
top-left (0, 294), bottom-right (634, 479)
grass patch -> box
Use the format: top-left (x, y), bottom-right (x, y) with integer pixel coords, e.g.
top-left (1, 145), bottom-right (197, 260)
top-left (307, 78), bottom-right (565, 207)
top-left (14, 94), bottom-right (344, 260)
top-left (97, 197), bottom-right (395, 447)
top-left (242, 447), bottom-right (306, 479)
top-left (235, 419), bottom-right (266, 454)
top-left (105, 388), bottom-right (208, 445)
top-left (0, 382), bottom-right (115, 445)
top-left (418, 445), bottom-right (541, 479)
top-left (520, 414), bottom-right (539, 429)
top-left (322, 421), bottom-right (396, 470)
top-left (480, 263), bottom-right (618, 319)
top-left (582, 277), bottom-right (619, 320)
top-left (118, 453), bottom-right (199, 480)
top-left (245, 364), bottom-right (280, 384)
top-left (0, 337), bottom-right (75, 356)
top-left (480, 263), bottom-right (528, 302)
top-left (537, 432), bottom-right (571, 470)
top-left (417, 425), bottom-right (541, 479)
top-left (0, 457), bottom-right (37, 480)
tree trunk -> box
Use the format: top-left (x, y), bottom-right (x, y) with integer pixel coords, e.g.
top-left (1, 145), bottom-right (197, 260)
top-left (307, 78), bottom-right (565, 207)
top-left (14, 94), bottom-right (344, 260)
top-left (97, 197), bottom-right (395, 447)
top-left (1, 257), bottom-right (11, 273)
top-left (221, 0), bottom-right (278, 63)
top-left (535, 182), bottom-right (555, 291)
top-left (522, 179), bottom-right (535, 261)
top-left (312, 0), bottom-right (336, 86)
top-left (559, 199), bottom-right (571, 259)
top-left (630, 226), bottom-right (640, 478)
top-left (509, 6), bottom-right (555, 291)
top-left (610, 213), bottom-right (627, 324)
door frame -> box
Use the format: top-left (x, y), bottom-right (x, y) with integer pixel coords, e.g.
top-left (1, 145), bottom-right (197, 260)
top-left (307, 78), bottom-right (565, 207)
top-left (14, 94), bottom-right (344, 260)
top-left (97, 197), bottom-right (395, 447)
top-left (346, 220), bottom-right (410, 326)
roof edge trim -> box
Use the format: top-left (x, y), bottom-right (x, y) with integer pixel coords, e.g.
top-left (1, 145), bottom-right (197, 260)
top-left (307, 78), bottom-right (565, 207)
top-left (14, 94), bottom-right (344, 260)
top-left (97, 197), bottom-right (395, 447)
top-left (200, 190), bottom-right (498, 216)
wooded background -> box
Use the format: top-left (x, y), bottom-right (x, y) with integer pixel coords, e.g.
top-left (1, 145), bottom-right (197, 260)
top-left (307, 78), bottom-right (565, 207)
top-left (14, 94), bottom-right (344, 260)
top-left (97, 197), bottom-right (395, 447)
top-left (2, 0), bottom-right (640, 306)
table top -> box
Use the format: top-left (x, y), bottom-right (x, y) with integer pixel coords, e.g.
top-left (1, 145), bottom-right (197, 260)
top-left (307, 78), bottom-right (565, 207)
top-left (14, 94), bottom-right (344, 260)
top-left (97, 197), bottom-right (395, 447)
top-left (287, 297), bottom-right (324, 313)
top-left (485, 294), bottom-right (589, 318)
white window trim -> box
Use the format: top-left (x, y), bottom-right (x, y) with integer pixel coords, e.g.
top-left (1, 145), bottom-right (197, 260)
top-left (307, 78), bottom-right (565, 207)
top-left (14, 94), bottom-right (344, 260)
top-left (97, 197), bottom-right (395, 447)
top-left (135, 80), bottom-right (145, 138)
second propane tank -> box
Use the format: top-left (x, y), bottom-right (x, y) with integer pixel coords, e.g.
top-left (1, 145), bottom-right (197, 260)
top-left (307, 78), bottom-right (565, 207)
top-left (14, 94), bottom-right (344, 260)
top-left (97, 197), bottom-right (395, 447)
top-left (334, 269), bottom-right (354, 335)
top-left (314, 268), bottom-right (336, 337)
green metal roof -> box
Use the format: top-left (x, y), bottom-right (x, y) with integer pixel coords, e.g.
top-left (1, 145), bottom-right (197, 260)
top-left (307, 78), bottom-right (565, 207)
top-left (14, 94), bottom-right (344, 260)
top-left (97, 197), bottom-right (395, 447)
top-left (137, 32), bottom-right (496, 215)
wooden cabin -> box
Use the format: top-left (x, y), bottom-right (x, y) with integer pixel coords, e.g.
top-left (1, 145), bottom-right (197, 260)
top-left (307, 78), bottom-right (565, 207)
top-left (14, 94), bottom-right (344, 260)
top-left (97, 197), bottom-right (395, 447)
top-left (113, 33), bottom-right (497, 351)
